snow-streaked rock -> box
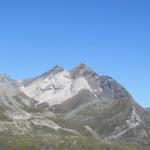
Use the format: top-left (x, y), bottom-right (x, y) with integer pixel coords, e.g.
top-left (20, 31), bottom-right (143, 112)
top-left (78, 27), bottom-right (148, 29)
top-left (22, 70), bottom-right (93, 106)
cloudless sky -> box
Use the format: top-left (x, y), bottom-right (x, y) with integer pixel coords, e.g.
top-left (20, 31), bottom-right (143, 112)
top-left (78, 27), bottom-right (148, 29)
top-left (0, 0), bottom-right (150, 107)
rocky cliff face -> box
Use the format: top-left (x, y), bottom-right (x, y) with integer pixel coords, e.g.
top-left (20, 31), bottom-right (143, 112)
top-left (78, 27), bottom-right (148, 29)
top-left (0, 64), bottom-right (150, 149)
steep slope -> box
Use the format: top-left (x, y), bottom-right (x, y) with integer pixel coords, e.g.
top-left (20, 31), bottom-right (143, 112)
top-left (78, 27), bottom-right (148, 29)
top-left (49, 64), bottom-right (150, 145)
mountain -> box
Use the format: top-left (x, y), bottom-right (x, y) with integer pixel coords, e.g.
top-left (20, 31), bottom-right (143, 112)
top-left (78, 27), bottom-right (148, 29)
top-left (0, 64), bottom-right (150, 150)
top-left (146, 108), bottom-right (150, 111)
top-left (145, 108), bottom-right (150, 120)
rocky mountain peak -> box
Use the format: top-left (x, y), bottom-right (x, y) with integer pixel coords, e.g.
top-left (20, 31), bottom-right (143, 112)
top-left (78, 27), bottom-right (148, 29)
top-left (43, 65), bottom-right (64, 76)
top-left (0, 74), bottom-right (10, 83)
top-left (75, 63), bottom-right (87, 69)
top-left (51, 65), bottom-right (64, 71)
top-left (34, 65), bottom-right (64, 81)
top-left (70, 63), bottom-right (98, 79)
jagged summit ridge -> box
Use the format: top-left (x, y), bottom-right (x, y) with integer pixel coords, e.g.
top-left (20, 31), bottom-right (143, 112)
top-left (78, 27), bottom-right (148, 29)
top-left (34, 65), bottom-right (64, 81)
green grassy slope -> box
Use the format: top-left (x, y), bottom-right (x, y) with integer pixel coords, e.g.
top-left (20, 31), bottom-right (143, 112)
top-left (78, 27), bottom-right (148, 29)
top-left (0, 134), bottom-right (149, 150)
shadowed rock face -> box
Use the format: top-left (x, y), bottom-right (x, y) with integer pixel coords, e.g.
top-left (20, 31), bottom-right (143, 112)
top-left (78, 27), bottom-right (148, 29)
top-left (0, 64), bottom-right (150, 148)
top-left (50, 89), bottom-right (95, 114)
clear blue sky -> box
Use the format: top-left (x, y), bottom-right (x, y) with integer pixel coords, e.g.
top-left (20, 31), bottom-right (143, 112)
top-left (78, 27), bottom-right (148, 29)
top-left (0, 0), bottom-right (150, 107)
